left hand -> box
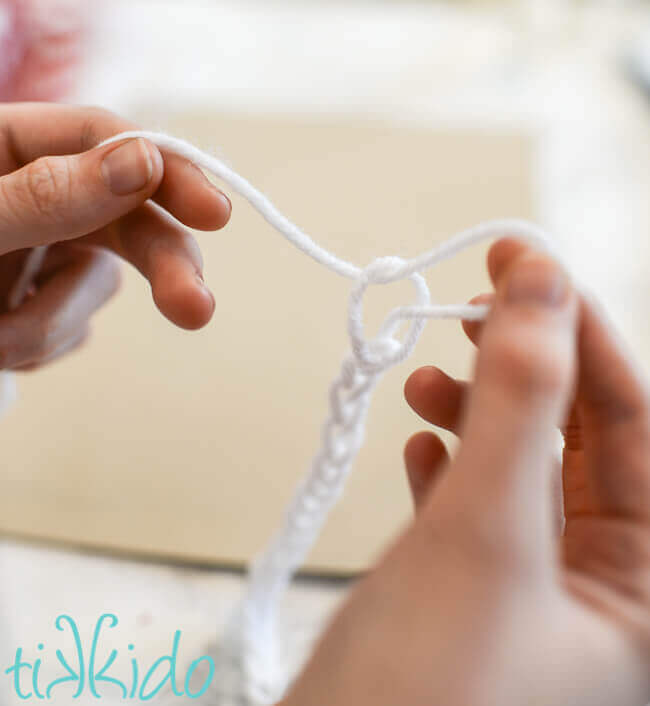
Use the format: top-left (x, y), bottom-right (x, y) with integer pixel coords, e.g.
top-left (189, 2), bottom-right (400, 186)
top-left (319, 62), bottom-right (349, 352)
top-left (0, 103), bottom-right (233, 371)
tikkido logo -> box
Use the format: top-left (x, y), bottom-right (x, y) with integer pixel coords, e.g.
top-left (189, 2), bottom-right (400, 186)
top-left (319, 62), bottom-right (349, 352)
top-left (5, 614), bottom-right (215, 700)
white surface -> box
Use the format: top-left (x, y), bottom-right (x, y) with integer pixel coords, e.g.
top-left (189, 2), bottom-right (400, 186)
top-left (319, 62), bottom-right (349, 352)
top-left (0, 539), bottom-right (344, 704)
top-left (2, 1), bottom-right (650, 702)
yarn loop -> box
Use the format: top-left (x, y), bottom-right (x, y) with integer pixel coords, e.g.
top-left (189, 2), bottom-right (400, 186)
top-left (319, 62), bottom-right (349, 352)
top-left (348, 265), bottom-right (430, 375)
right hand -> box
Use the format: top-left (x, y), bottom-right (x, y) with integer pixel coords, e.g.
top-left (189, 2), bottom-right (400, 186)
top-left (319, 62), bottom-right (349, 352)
top-left (284, 241), bottom-right (650, 706)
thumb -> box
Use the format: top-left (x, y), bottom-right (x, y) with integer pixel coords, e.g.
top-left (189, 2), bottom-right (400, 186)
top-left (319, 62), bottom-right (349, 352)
top-left (451, 252), bottom-right (578, 564)
top-left (0, 138), bottom-right (163, 255)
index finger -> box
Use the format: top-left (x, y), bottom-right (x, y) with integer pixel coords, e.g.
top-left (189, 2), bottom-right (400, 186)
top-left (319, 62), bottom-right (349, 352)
top-left (488, 238), bottom-right (650, 522)
top-left (0, 102), bottom-right (231, 232)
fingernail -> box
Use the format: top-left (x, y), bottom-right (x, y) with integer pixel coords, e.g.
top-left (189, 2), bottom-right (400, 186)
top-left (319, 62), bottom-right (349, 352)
top-left (217, 191), bottom-right (232, 215)
top-left (506, 258), bottom-right (569, 308)
top-left (195, 273), bottom-right (215, 307)
top-left (101, 138), bottom-right (153, 195)
top-left (206, 184), bottom-right (231, 219)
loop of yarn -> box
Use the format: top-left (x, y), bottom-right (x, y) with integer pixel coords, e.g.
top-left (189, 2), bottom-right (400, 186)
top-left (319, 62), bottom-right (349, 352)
top-left (1, 131), bottom-right (555, 706)
top-left (348, 259), bottom-right (431, 374)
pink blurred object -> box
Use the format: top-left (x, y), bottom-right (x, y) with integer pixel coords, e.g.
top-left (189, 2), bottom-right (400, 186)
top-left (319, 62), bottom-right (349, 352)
top-left (0, 0), bottom-right (90, 101)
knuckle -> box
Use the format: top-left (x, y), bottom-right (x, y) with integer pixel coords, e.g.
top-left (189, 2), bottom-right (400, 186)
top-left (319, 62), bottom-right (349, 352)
top-left (417, 508), bottom-right (533, 580)
top-left (24, 156), bottom-right (73, 222)
top-left (487, 336), bottom-right (570, 399)
top-left (455, 508), bottom-right (545, 582)
top-left (83, 105), bottom-right (114, 122)
top-left (77, 105), bottom-right (123, 150)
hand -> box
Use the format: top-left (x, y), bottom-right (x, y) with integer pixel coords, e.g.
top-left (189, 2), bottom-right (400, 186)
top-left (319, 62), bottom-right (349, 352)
top-left (283, 239), bottom-right (650, 706)
top-left (0, 103), bottom-right (231, 369)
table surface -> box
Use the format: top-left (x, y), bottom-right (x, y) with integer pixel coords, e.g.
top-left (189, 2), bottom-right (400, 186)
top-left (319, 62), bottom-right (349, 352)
top-left (2, 1), bottom-right (649, 703)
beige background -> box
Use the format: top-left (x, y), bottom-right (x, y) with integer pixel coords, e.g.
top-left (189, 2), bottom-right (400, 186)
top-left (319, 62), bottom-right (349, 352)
top-left (0, 113), bottom-right (533, 574)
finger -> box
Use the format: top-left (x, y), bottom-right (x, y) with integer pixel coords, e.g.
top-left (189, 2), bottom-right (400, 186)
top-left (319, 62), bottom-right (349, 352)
top-left (446, 252), bottom-right (578, 565)
top-left (0, 248), bottom-right (120, 369)
top-left (84, 201), bottom-right (215, 330)
top-left (0, 137), bottom-right (164, 253)
top-left (12, 326), bottom-right (90, 372)
top-left (462, 233), bottom-right (543, 345)
top-left (404, 366), bottom-right (467, 435)
top-left (487, 237), bottom-right (531, 284)
top-left (404, 431), bottom-right (450, 511)
top-left (461, 293), bottom-right (493, 347)
top-left (153, 158), bottom-right (231, 231)
top-left (487, 239), bottom-right (596, 524)
top-left (0, 103), bottom-right (231, 231)
top-left (458, 237), bottom-right (538, 345)
top-left (572, 296), bottom-right (650, 522)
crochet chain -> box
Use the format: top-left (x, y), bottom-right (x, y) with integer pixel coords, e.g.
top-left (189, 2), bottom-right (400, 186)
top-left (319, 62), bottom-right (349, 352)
top-left (1, 131), bottom-right (554, 704)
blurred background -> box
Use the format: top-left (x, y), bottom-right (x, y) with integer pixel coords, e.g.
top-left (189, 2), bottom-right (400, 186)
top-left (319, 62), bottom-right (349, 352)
top-left (0, 1), bottom-right (649, 703)
top-left (4, 0), bottom-right (648, 340)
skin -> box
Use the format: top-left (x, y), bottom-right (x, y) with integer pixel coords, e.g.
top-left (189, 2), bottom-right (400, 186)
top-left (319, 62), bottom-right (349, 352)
top-left (0, 102), bottom-right (231, 370)
top-left (282, 240), bottom-right (650, 706)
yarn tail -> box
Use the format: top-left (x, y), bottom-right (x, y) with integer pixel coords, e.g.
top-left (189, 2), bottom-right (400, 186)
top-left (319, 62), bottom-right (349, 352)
top-left (0, 247), bottom-right (48, 420)
top-left (0, 372), bottom-right (17, 420)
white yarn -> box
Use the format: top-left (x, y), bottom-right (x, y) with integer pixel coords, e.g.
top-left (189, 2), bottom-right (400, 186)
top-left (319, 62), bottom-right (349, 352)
top-left (0, 368), bottom-right (16, 418)
top-left (1, 131), bottom-right (555, 705)
top-left (0, 246), bottom-right (48, 421)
